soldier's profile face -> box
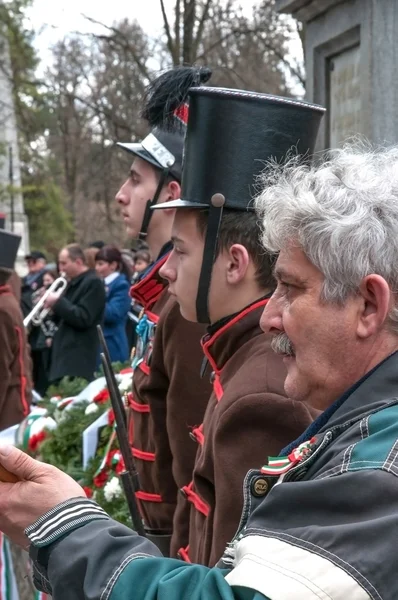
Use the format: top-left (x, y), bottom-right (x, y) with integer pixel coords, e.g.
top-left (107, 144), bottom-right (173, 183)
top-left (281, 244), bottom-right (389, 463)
top-left (159, 210), bottom-right (204, 322)
top-left (115, 157), bottom-right (173, 238)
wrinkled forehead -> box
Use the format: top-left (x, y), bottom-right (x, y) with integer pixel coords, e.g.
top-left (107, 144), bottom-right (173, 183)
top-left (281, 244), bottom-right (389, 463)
top-left (274, 245), bottom-right (324, 284)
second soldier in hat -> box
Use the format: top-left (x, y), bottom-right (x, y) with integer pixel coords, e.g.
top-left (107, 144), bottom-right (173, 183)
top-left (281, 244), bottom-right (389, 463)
top-left (152, 81), bottom-right (325, 565)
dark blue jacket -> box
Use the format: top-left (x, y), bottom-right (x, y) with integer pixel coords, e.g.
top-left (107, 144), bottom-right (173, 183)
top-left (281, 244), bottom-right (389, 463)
top-left (102, 273), bottom-right (131, 364)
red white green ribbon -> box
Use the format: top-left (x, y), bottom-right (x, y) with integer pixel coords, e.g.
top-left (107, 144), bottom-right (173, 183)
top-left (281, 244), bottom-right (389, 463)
top-left (261, 438), bottom-right (316, 475)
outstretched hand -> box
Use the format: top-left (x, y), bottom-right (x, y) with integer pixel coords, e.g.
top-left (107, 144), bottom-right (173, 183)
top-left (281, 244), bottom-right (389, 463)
top-left (0, 445), bottom-right (85, 549)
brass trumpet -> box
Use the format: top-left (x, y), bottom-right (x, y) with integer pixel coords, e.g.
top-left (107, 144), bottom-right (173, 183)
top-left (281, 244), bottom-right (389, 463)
top-left (23, 275), bottom-right (68, 329)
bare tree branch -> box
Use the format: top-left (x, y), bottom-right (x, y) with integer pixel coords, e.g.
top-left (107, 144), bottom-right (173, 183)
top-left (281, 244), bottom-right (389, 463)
top-left (81, 14), bottom-right (150, 80)
top-left (159, 0), bottom-right (177, 64)
top-left (192, 0), bottom-right (213, 59)
top-left (174, 0), bottom-right (181, 64)
top-left (195, 26), bottom-right (305, 86)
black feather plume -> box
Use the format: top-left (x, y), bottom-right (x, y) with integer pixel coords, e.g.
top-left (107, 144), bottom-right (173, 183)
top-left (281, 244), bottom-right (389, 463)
top-left (142, 65), bottom-right (212, 130)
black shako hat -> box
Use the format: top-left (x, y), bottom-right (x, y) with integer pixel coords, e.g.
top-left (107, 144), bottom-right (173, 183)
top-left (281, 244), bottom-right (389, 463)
top-left (0, 230), bottom-right (21, 270)
top-left (155, 87), bottom-right (325, 210)
top-left (154, 87), bottom-right (325, 323)
top-left (116, 67), bottom-right (212, 240)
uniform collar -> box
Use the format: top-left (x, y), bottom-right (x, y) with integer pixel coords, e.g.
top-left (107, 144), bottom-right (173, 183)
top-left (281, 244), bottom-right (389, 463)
top-left (129, 250), bottom-right (170, 309)
top-left (201, 297), bottom-right (270, 373)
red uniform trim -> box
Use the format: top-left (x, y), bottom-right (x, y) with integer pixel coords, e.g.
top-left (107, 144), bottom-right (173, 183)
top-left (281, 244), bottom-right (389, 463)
top-left (145, 310), bottom-right (160, 323)
top-left (139, 362), bottom-right (150, 375)
top-left (14, 326), bottom-right (29, 416)
top-left (132, 447), bottom-right (156, 461)
top-left (201, 298), bottom-right (269, 374)
top-left (129, 253), bottom-right (169, 309)
top-left (178, 545), bottom-right (191, 563)
top-left (190, 424), bottom-right (204, 445)
top-left (213, 374), bottom-right (224, 402)
top-left (135, 490), bottom-right (163, 503)
top-left (181, 481), bottom-right (210, 517)
top-left (127, 393), bottom-right (150, 413)
top-left (182, 300), bottom-right (270, 524)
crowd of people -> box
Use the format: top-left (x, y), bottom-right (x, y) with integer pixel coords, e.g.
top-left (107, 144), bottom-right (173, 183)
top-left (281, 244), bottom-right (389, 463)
top-left (20, 241), bottom-right (151, 397)
top-left (0, 65), bottom-right (398, 600)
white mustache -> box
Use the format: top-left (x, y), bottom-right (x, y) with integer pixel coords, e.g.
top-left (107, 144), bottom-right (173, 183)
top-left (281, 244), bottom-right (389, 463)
top-left (271, 332), bottom-right (295, 356)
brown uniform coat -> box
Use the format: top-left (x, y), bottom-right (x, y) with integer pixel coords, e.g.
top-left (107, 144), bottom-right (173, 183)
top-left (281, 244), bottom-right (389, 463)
top-left (128, 252), bottom-right (211, 551)
top-left (0, 285), bottom-right (32, 430)
top-left (175, 299), bottom-right (315, 566)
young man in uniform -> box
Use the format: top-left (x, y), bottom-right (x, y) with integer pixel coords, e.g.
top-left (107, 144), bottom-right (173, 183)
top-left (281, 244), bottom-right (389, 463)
top-left (114, 67), bottom-right (212, 555)
top-left (153, 84), bottom-right (325, 565)
top-left (0, 230), bottom-right (32, 430)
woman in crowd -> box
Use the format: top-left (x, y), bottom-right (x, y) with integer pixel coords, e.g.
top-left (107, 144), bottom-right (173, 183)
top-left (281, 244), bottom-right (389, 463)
top-left (131, 249), bottom-right (151, 283)
top-left (95, 245), bottom-right (132, 364)
top-left (84, 247), bottom-right (100, 270)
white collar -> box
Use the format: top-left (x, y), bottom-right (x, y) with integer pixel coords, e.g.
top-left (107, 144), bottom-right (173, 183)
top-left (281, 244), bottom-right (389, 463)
top-left (104, 272), bottom-right (120, 285)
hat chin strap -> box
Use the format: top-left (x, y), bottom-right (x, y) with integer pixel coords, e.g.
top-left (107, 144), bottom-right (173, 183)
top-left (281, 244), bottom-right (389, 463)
top-left (195, 197), bottom-right (225, 324)
top-left (138, 168), bottom-right (169, 240)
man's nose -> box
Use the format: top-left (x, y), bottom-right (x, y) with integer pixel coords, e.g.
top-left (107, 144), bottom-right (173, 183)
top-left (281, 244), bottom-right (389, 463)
top-left (115, 180), bottom-right (129, 205)
top-left (159, 253), bottom-right (176, 283)
top-left (260, 293), bottom-right (284, 334)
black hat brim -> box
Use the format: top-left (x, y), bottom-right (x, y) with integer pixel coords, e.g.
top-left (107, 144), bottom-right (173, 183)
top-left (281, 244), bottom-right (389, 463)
top-left (117, 142), bottom-right (163, 172)
top-left (152, 199), bottom-right (208, 210)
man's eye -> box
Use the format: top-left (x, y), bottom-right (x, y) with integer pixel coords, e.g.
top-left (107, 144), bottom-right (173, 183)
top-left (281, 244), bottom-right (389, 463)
top-left (278, 281), bottom-right (294, 295)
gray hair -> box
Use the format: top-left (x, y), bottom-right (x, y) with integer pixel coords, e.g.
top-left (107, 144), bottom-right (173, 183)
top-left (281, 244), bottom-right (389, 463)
top-left (255, 142), bottom-right (398, 332)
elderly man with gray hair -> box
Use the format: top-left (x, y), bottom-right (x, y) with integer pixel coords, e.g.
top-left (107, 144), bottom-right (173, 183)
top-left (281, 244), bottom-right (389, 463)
top-left (0, 143), bottom-right (396, 600)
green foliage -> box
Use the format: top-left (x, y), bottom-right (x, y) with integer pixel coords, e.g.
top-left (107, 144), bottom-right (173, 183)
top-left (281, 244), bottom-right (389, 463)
top-left (81, 427), bottom-right (132, 529)
top-left (43, 376), bottom-right (89, 407)
top-left (0, 0), bottom-right (46, 143)
top-left (23, 180), bottom-right (74, 259)
top-left (38, 403), bottom-right (92, 480)
top-left (94, 361), bottom-right (131, 379)
top-left (34, 373), bottom-right (131, 527)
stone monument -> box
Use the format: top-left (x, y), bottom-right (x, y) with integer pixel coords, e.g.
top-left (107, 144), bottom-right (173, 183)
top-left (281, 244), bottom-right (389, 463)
top-left (276, 0), bottom-right (398, 151)
top-left (0, 31), bottom-right (30, 273)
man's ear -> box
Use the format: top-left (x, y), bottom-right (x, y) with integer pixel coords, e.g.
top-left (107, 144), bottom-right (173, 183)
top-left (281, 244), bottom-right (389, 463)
top-left (169, 180), bottom-right (180, 200)
top-left (225, 244), bottom-right (250, 285)
top-left (357, 274), bottom-right (392, 338)
top-left (160, 180), bottom-right (180, 214)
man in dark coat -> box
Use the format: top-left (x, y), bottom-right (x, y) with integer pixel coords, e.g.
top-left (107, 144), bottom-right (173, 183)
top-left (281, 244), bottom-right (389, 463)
top-left (0, 230), bottom-right (32, 430)
top-left (46, 244), bottom-right (105, 383)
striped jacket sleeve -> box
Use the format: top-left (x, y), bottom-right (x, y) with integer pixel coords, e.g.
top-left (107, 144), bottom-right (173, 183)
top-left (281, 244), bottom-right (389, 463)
top-left (27, 498), bottom-right (269, 600)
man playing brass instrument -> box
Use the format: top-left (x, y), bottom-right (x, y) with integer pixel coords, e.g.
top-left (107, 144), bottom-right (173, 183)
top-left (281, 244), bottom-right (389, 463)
top-left (44, 244), bottom-right (105, 384)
